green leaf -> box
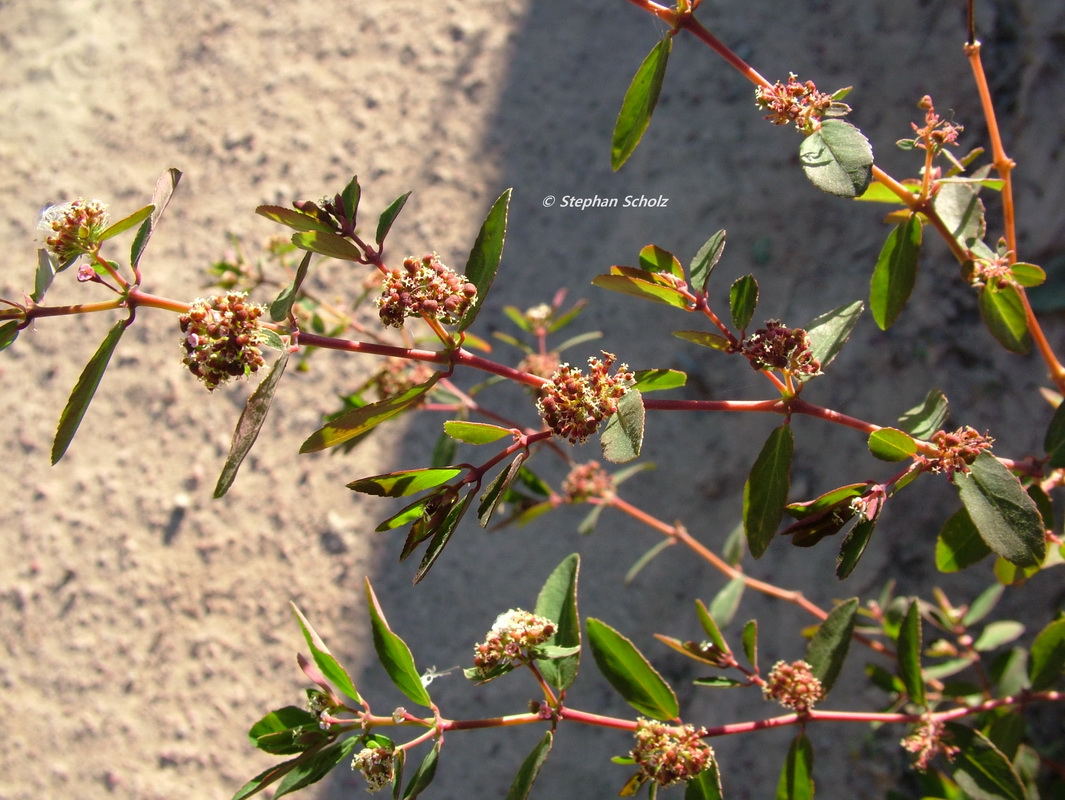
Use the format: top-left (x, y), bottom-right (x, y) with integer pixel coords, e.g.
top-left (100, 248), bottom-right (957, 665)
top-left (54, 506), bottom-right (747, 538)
top-left (591, 274), bottom-right (692, 309)
top-left (692, 676), bottom-right (745, 688)
top-left (685, 758), bottom-right (724, 800)
top-left (412, 489), bottom-right (474, 583)
top-left (868, 427), bottom-right (918, 461)
top-left (963, 584), bottom-right (1004, 627)
top-left (1009, 262), bottom-right (1045, 287)
top-left (805, 597), bottom-right (858, 694)
top-left (274, 738), bottom-right (361, 798)
top-left (729, 274), bottom-right (758, 332)
top-left (300, 372), bottom-right (440, 453)
top-left (401, 742), bottom-right (439, 800)
top-left (505, 732), bottom-right (553, 800)
top-left (744, 424), bottom-right (794, 559)
top-left (955, 452), bottom-right (1046, 568)
top-left (776, 733), bottom-right (814, 800)
top-left (214, 350), bottom-right (291, 497)
top-left (601, 389), bottom-right (645, 463)
top-left (52, 320), bottom-right (126, 464)
top-left (672, 330), bottom-right (731, 351)
top-left (443, 420), bottom-right (512, 444)
top-left (803, 300), bottom-right (864, 376)
top-left (799, 119), bottom-right (874, 197)
top-left (741, 620), bottom-right (759, 672)
top-left (248, 706), bottom-right (324, 755)
top-left (1028, 617), bottom-right (1065, 691)
top-left (1044, 401), bottom-right (1065, 469)
top-left (898, 389), bottom-right (949, 439)
top-left (348, 468), bottom-right (463, 498)
top-left (946, 723), bottom-right (1025, 800)
top-left (586, 617), bottom-right (679, 720)
top-left (478, 453), bottom-right (527, 527)
top-left (534, 554), bottom-right (581, 692)
top-left (973, 621), bottom-right (1025, 652)
top-left (376, 191), bottom-right (412, 248)
top-left (933, 179), bottom-right (986, 252)
top-left (270, 251), bottom-right (313, 322)
top-left (870, 215), bottom-right (922, 330)
top-left (639, 244), bottom-right (684, 279)
top-left (611, 36), bottom-right (672, 171)
top-left (936, 507), bottom-right (992, 572)
top-left (898, 599), bottom-right (925, 706)
top-left (625, 539), bottom-right (673, 584)
top-left (979, 283), bottom-right (1031, 354)
top-left (0, 320), bottom-right (19, 352)
top-left (689, 230), bottom-right (726, 295)
top-left (707, 576), bottom-right (745, 628)
top-left (836, 518), bottom-right (876, 579)
top-left (131, 168), bottom-right (181, 268)
top-left (786, 484), bottom-right (868, 520)
top-left (694, 599), bottom-right (731, 655)
top-left (291, 230), bottom-right (363, 261)
top-left (459, 188), bottom-right (512, 333)
top-left (631, 369), bottom-right (687, 393)
top-left (290, 602), bottom-right (362, 704)
top-left (98, 204), bottom-right (153, 242)
top-left (32, 248), bottom-right (59, 303)
top-left (856, 179), bottom-right (919, 204)
top-left (256, 204), bottom-right (335, 233)
top-left (340, 175), bottom-right (361, 223)
top-left (365, 579), bottom-right (432, 706)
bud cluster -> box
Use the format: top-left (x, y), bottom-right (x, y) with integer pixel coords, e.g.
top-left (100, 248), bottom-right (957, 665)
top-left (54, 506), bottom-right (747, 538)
top-left (351, 743), bottom-right (395, 793)
top-left (630, 718), bottom-right (714, 788)
top-left (518, 351), bottom-right (562, 381)
top-left (562, 460), bottom-right (615, 503)
top-left (911, 96), bottom-right (963, 153)
top-left (740, 321), bottom-right (820, 375)
top-left (373, 357), bottom-right (435, 399)
top-left (755, 74), bottom-right (834, 132)
top-left (472, 609), bottom-right (556, 677)
top-left (762, 660), bottom-right (825, 713)
top-left (37, 199), bottom-right (110, 263)
top-left (536, 352), bottom-right (634, 444)
top-left (926, 426), bottom-right (994, 477)
top-left (376, 253), bottom-right (477, 328)
top-left (179, 292), bottom-right (266, 391)
top-left (900, 718), bottom-right (958, 772)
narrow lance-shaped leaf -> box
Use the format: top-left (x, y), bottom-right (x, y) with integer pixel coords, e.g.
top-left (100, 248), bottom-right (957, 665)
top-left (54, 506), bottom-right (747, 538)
top-left (443, 420), bottom-right (512, 444)
top-left (458, 188), bottom-right (512, 333)
top-left (689, 229), bottom-right (726, 295)
top-left (413, 489), bottom-right (475, 584)
top-left (273, 738), bottom-right (361, 798)
top-left (534, 554), bottom-right (581, 692)
top-left (247, 706), bottom-right (325, 755)
top-left (836, 517), bottom-right (877, 580)
top-left (365, 579), bottom-right (432, 706)
top-left (377, 191), bottom-right (412, 248)
top-left (215, 350), bottom-right (291, 497)
top-left (131, 167), bottom-right (181, 268)
top-left (898, 599), bottom-right (925, 706)
top-left (611, 36), bottom-right (672, 171)
top-left (505, 732), bottom-right (554, 800)
top-left (805, 597), bottom-right (858, 694)
top-left (729, 274), bottom-right (758, 332)
top-left (870, 214), bottom-right (922, 330)
top-left (340, 175), bottom-right (361, 223)
top-left (348, 468), bottom-right (463, 498)
top-left (0, 320), bottom-right (19, 352)
top-left (601, 389), bottom-right (644, 463)
top-left (591, 274), bottom-right (692, 309)
top-left (955, 452), bottom-right (1046, 568)
top-left (744, 424), bottom-right (794, 558)
top-left (290, 602), bottom-right (361, 704)
top-left (32, 248), bottom-right (58, 302)
top-left (1028, 617), bottom-right (1065, 692)
top-left (684, 757), bottom-right (724, 800)
top-left (741, 620), bottom-right (759, 672)
top-left (799, 119), bottom-right (873, 198)
top-left (401, 742), bottom-right (439, 800)
top-left (256, 204), bottom-right (335, 234)
top-left (586, 617), bottom-right (679, 720)
top-left (1044, 400), bottom-right (1065, 469)
top-left (52, 320), bottom-right (126, 464)
top-left (478, 452), bottom-right (527, 527)
top-left (301, 372), bottom-right (440, 453)
top-left (776, 733), bottom-right (814, 800)
top-left (694, 599), bottom-right (731, 655)
top-left (98, 204), bottom-right (153, 242)
top-left (631, 369), bottom-right (687, 393)
top-left (270, 251), bottom-right (313, 322)
top-left (708, 576), bottom-right (745, 629)
top-left (803, 300), bottom-right (864, 377)
top-left (291, 230), bottom-right (363, 262)
top-left (946, 723), bottom-right (1025, 800)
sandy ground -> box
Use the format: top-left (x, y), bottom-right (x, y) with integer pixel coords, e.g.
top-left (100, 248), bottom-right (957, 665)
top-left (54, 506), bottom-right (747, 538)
top-left (1, 1), bottom-right (1063, 799)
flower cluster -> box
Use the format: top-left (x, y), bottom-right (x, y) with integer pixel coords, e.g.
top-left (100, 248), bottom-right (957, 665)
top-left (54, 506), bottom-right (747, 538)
top-left (518, 350), bottom-right (562, 380)
top-left (630, 718), bottom-right (714, 788)
top-left (925, 426), bottom-right (994, 477)
top-left (373, 357), bottom-right (435, 399)
top-left (351, 742), bottom-right (395, 793)
top-left (179, 292), bottom-right (266, 391)
top-left (740, 321), bottom-right (820, 375)
top-left (37, 199), bottom-right (110, 263)
top-left (376, 253), bottom-right (477, 328)
top-left (762, 660), bottom-right (825, 713)
top-left (910, 95), bottom-right (963, 153)
top-left (472, 609), bottom-right (556, 677)
top-left (562, 460), bottom-right (615, 502)
top-left (536, 352), bottom-right (634, 444)
top-left (900, 718), bottom-right (959, 772)
top-left (755, 74), bottom-right (834, 132)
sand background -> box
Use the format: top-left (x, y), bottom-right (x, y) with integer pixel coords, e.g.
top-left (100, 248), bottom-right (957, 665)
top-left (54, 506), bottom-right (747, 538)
top-left (1, 1), bottom-right (1063, 798)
